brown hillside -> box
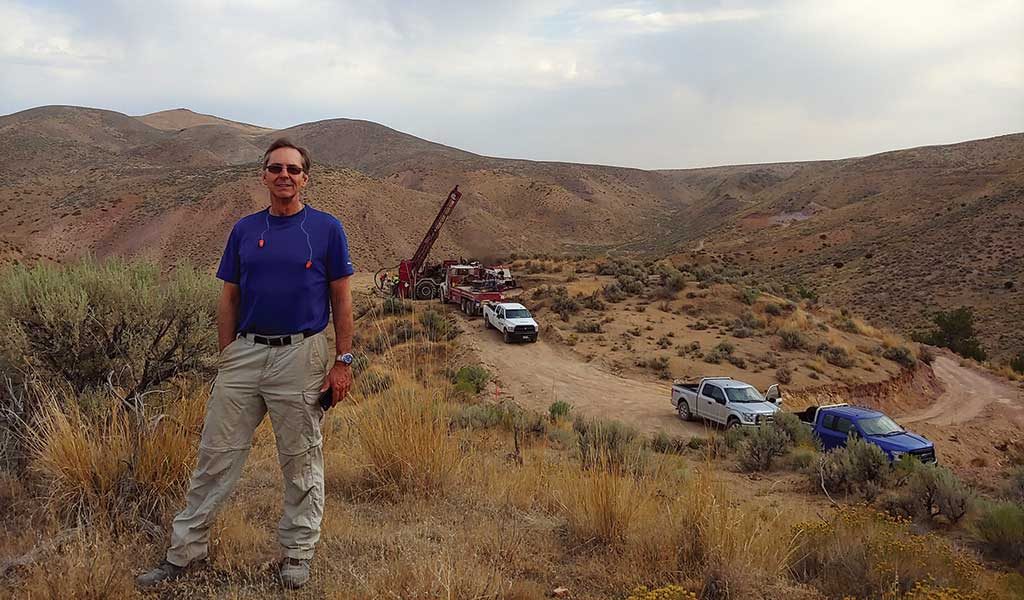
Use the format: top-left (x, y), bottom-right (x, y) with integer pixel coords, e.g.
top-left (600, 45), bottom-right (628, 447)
top-left (136, 108), bottom-right (270, 134)
top-left (1, 104), bottom-right (1022, 358)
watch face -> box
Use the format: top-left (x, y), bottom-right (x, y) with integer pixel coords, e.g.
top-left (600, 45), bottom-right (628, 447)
top-left (339, 353), bottom-right (354, 365)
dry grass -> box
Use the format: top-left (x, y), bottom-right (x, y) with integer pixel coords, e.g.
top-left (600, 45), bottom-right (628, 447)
top-left (24, 380), bottom-right (203, 524)
top-left (355, 380), bottom-right (461, 498)
top-left (3, 297), bottom-right (1021, 599)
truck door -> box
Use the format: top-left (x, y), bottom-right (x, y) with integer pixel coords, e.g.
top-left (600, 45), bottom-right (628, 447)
top-left (818, 414), bottom-right (854, 450)
top-left (702, 384), bottom-right (729, 424)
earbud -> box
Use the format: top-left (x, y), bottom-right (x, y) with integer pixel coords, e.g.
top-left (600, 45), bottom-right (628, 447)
top-left (258, 239), bottom-right (265, 248)
top-left (305, 260), bottom-right (312, 269)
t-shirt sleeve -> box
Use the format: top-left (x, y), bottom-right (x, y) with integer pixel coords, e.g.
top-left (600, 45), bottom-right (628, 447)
top-left (216, 224), bottom-right (242, 284)
top-left (327, 219), bottom-right (355, 281)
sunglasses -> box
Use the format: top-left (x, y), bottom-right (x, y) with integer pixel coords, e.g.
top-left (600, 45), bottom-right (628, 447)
top-left (265, 163), bottom-right (304, 175)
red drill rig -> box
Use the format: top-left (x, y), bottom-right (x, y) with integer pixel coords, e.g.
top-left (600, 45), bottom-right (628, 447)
top-left (374, 185), bottom-right (516, 302)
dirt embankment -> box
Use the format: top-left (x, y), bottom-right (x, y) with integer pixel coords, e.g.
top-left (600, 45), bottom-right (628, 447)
top-left (788, 361), bottom-right (943, 416)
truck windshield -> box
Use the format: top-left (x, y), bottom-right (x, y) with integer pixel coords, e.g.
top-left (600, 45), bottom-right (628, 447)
top-left (858, 416), bottom-right (904, 436)
top-left (724, 386), bottom-right (763, 403)
top-left (505, 309), bottom-right (532, 319)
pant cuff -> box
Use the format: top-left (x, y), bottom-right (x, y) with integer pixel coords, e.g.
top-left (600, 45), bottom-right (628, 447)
top-left (282, 549), bottom-right (315, 560)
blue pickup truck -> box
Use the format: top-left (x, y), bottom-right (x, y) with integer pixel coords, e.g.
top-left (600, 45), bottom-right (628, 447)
top-left (796, 403), bottom-right (936, 463)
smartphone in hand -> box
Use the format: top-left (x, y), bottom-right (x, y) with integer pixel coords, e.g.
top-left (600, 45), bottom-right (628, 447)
top-left (319, 388), bottom-right (334, 411)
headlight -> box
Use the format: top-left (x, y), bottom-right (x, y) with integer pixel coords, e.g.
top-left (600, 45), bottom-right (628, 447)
top-left (740, 413), bottom-right (755, 423)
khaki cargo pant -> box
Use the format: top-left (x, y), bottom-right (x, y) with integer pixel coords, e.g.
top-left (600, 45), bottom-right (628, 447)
top-left (166, 331), bottom-right (332, 567)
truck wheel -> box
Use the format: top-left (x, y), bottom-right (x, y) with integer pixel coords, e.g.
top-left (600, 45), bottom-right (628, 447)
top-left (726, 417), bottom-right (740, 429)
top-left (503, 329), bottom-right (512, 343)
top-left (677, 401), bottom-right (692, 421)
top-left (415, 280), bottom-right (437, 300)
top-left (484, 315), bottom-right (492, 329)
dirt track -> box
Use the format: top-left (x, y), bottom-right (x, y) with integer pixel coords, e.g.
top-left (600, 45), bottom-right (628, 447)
top-left (459, 315), bottom-right (712, 436)
top-left (903, 355), bottom-right (1023, 426)
top-left (461, 312), bottom-right (1024, 476)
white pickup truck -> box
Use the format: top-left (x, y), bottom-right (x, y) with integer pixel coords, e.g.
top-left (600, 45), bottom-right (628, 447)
top-left (671, 377), bottom-right (782, 428)
top-left (483, 302), bottom-right (539, 343)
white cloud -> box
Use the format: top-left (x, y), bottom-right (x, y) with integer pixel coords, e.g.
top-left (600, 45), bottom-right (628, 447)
top-left (592, 6), bottom-right (766, 32)
top-left (0, 0), bottom-right (1020, 169)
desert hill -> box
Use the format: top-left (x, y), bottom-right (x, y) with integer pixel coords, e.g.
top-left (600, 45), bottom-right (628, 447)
top-left (0, 104), bottom-right (1021, 358)
top-left (136, 108), bottom-right (271, 134)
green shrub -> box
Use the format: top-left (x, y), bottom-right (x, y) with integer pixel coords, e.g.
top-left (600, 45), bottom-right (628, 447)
top-left (904, 463), bottom-right (971, 522)
top-left (579, 292), bottom-right (606, 311)
top-left (778, 328), bottom-right (809, 350)
top-left (636, 355), bottom-right (670, 378)
top-left (357, 370), bottom-right (394, 395)
top-left (785, 446), bottom-right (819, 471)
top-left (549, 400), bottom-right (572, 421)
top-left (772, 411), bottom-right (817, 449)
top-left (382, 296), bottom-right (412, 315)
top-left (1011, 352), bottom-right (1024, 375)
top-left (418, 309), bottom-right (457, 341)
top-left (453, 365), bottom-right (490, 395)
top-left (723, 426), bottom-right (751, 451)
top-left (351, 353), bottom-right (370, 376)
top-left (649, 431), bottom-right (688, 455)
top-left (551, 288), bottom-right (581, 320)
top-left (616, 274), bottom-right (645, 295)
top-left (913, 306), bottom-right (987, 362)
top-left (1009, 467), bottom-right (1024, 503)
top-left (738, 425), bottom-right (789, 472)
top-left (702, 350), bottom-right (722, 364)
top-left (573, 320), bottom-right (602, 333)
top-left (687, 437), bottom-right (708, 451)
top-left (818, 343), bottom-right (855, 368)
top-left (974, 501), bottom-right (1024, 563)
top-left (453, 403), bottom-right (507, 429)
top-left (664, 270), bottom-right (687, 292)
top-left (883, 345), bottom-right (917, 368)
top-left (0, 258), bottom-right (218, 398)
top-left (739, 287), bottom-right (760, 305)
top-left (819, 437), bottom-right (890, 500)
top-left (573, 416), bottom-right (644, 472)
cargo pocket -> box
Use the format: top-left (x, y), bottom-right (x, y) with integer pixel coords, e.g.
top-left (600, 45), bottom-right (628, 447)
top-left (270, 391), bottom-right (325, 457)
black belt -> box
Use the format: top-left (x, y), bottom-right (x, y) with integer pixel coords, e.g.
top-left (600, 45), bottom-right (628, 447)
top-left (240, 329), bottom-right (319, 347)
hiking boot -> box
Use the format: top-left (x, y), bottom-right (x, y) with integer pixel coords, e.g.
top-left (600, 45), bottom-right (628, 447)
top-left (136, 559), bottom-right (186, 588)
top-left (279, 557), bottom-right (311, 589)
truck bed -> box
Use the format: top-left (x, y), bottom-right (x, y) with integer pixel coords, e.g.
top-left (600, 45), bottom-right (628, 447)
top-left (796, 406), bottom-right (818, 424)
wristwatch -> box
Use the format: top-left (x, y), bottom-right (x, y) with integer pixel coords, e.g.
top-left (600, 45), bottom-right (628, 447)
top-left (336, 352), bottom-right (354, 366)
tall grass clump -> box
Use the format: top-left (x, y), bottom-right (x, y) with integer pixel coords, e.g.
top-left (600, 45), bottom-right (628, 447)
top-left (0, 258), bottom-right (218, 399)
top-left (356, 387), bottom-right (460, 496)
top-left (25, 380), bottom-right (205, 525)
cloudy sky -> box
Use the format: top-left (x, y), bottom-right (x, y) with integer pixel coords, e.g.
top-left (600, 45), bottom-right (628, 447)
top-left (1, 1), bottom-right (1021, 169)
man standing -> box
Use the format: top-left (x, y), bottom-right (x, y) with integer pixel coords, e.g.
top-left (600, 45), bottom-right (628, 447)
top-left (138, 138), bottom-right (354, 590)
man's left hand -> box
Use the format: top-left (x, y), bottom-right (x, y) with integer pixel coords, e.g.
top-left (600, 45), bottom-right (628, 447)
top-left (320, 363), bottom-right (352, 408)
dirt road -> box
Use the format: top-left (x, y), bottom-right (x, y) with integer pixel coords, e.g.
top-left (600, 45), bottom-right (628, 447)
top-left (458, 315), bottom-right (710, 437)
top-left (902, 355), bottom-right (1023, 426)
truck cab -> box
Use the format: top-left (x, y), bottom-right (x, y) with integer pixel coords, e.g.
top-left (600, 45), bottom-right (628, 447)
top-left (483, 302), bottom-right (539, 343)
top-left (671, 377), bottom-right (782, 427)
top-left (797, 404), bottom-right (936, 463)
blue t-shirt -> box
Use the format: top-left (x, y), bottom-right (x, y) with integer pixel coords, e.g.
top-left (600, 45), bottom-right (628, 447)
top-left (216, 205), bottom-right (354, 335)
